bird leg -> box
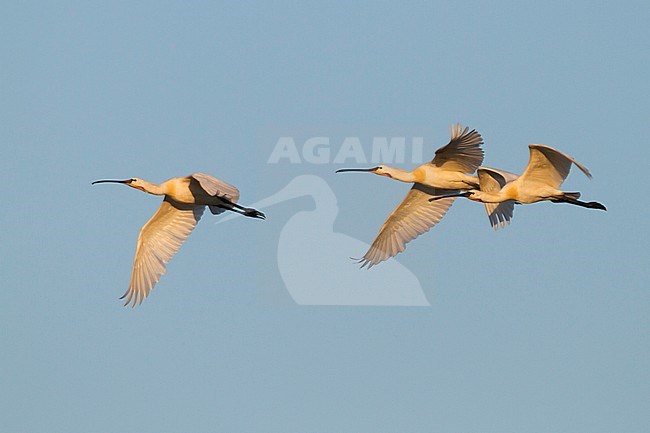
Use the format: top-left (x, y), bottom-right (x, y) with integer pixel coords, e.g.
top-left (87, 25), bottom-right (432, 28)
top-left (216, 196), bottom-right (266, 219)
top-left (242, 208), bottom-right (266, 219)
top-left (428, 192), bottom-right (471, 202)
top-left (552, 195), bottom-right (607, 211)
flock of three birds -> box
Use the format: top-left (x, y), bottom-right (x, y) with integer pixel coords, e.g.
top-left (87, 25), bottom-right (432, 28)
top-left (94, 124), bottom-right (606, 306)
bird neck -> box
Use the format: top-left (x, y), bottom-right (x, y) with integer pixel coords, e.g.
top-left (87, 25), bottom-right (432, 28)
top-left (137, 180), bottom-right (166, 196)
top-left (383, 166), bottom-right (418, 183)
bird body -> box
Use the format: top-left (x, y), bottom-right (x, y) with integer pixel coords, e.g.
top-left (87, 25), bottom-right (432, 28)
top-left (336, 124), bottom-right (484, 267)
top-left (477, 177), bottom-right (583, 204)
top-left (93, 173), bottom-right (264, 307)
top-left (472, 169), bottom-right (564, 204)
top-left (417, 165), bottom-right (479, 190)
top-left (156, 177), bottom-right (197, 203)
top-left (375, 164), bottom-right (480, 189)
top-left (123, 174), bottom-right (240, 208)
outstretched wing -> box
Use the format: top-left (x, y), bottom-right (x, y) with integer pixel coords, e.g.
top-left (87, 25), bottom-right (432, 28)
top-left (358, 184), bottom-right (456, 268)
top-left (122, 198), bottom-right (204, 307)
top-left (520, 144), bottom-right (592, 188)
top-left (478, 166), bottom-right (519, 230)
top-left (431, 123), bottom-right (484, 173)
top-left (191, 172), bottom-right (240, 215)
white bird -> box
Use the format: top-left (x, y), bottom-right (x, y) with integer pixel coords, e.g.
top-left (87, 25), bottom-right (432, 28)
top-left (430, 144), bottom-right (607, 214)
top-left (336, 124), bottom-right (484, 267)
top-left (92, 173), bottom-right (265, 307)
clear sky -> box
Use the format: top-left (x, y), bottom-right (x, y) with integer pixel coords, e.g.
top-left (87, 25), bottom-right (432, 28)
top-left (1, 1), bottom-right (648, 432)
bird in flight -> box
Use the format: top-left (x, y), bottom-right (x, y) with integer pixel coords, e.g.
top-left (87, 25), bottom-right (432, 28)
top-left (336, 124), bottom-right (484, 267)
top-left (430, 144), bottom-right (606, 218)
top-left (93, 173), bottom-right (265, 307)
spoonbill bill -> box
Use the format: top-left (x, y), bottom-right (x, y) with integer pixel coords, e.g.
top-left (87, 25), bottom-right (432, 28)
top-left (429, 144), bottom-right (607, 213)
top-left (336, 124), bottom-right (484, 268)
top-left (92, 173), bottom-right (265, 307)
top-left (218, 175), bottom-right (429, 305)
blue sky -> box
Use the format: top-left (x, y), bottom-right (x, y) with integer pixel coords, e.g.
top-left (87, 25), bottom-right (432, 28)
top-left (1, 1), bottom-right (648, 432)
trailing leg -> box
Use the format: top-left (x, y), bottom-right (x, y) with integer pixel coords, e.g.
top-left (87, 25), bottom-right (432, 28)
top-left (552, 193), bottom-right (607, 211)
top-left (215, 196), bottom-right (265, 219)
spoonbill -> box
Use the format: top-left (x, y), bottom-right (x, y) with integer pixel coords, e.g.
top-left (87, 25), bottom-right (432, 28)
top-left (429, 144), bottom-right (607, 213)
top-left (218, 175), bottom-right (429, 305)
top-left (336, 124), bottom-right (484, 267)
top-left (92, 173), bottom-right (265, 307)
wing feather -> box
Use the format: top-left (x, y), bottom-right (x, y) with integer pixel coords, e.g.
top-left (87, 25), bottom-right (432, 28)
top-left (191, 172), bottom-right (240, 201)
top-left (431, 123), bottom-right (484, 173)
top-left (121, 198), bottom-right (204, 307)
top-left (520, 144), bottom-right (592, 188)
top-left (359, 184), bottom-right (456, 268)
top-left (191, 172), bottom-right (241, 215)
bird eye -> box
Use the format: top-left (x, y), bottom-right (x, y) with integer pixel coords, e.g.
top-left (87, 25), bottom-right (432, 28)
top-left (128, 179), bottom-right (135, 184)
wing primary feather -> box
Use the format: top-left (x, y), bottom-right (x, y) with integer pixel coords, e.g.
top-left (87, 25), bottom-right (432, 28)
top-left (432, 124), bottom-right (484, 173)
top-left (120, 198), bottom-right (204, 307)
top-left (358, 184), bottom-right (456, 267)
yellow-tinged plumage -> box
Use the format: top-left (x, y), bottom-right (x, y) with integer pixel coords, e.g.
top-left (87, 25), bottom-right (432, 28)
top-left (92, 172), bottom-right (264, 306)
top-left (337, 124), bottom-right (485, 267)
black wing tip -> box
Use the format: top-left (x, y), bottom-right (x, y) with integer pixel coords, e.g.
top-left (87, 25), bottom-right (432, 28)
top-left (351, 256), bottom-right (374, 269)
top-left (119, 291), bottom-right (142, 308)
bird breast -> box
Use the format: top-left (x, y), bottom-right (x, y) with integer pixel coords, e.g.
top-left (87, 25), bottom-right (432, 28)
top-left (163, 177), bottom-right (199, 204)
